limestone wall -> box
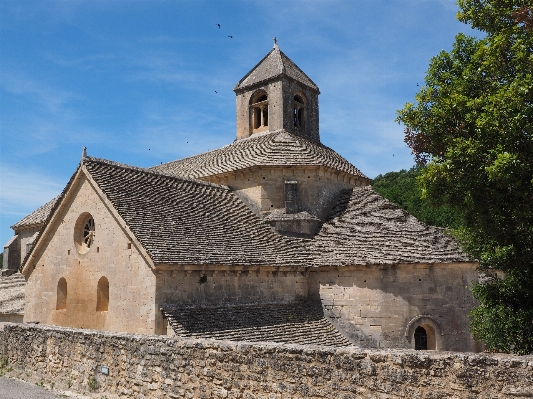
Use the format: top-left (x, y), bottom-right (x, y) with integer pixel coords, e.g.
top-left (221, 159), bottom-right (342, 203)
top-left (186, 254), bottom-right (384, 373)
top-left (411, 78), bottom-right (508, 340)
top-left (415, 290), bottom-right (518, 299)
top-left (23, 174), bottom-right (159, 335)
top-left (309, 263), bottom-right (480, 352)
top-left (207, 166), bottom-right (359, 220)
top-left (157, 267), bottom-right (309, 307)
top-left (236, 81), bottom-right (283, 139)
top-left (17, 228), bottom-right (40, 264)
top-left (1, 323), bottom-right (532, 399)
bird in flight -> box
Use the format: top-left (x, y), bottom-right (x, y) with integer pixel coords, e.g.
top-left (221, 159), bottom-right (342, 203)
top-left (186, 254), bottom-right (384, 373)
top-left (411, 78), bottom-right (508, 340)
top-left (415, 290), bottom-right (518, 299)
top-left (215, 91), bottom-right (217, 93)
top-left (228, 35), bottom-right (233, 38)
top-left (217, 24), bottom-right (220, 28)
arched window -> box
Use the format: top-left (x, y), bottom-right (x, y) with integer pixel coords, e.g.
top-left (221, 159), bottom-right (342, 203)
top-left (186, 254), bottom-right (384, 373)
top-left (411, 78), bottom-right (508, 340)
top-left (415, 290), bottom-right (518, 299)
top-left (56, 277), bottom-right (67, 310)
top-left (96, 276), bottom-right (109, 312)
top-left (414, 326), bottom-right (427, 350)
top-left (250, 90), bottom-right (268, 132)
top-left (293, 93), bottom-right (306, 128)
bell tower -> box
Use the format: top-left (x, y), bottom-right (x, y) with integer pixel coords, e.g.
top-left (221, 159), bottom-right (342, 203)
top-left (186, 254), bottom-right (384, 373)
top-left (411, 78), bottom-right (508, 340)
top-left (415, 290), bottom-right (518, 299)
top-left (234, 39), bottom-right (321, 143)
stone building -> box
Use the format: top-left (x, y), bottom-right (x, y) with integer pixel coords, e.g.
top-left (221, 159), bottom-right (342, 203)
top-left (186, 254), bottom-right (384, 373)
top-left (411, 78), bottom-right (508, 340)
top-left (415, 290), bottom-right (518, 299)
top-left (4, 43), bottom-right (479, 351)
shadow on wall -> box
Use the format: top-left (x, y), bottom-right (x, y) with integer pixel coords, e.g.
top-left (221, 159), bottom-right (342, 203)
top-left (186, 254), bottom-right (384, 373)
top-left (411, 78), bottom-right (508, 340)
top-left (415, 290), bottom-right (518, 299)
top-left (307, 263), bottom-right (479, 352)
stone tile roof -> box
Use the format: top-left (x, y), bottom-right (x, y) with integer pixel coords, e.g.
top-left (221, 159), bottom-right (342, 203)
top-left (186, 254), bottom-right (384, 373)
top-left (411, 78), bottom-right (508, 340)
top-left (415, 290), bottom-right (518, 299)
top-left (0, 273), bottom-right (25, 314)
top-left (234, 45), bottom-right (319, 92)
top-left (161, 301), bottom-right (352, 347)
top-left (150, 130), bottom-right (368, 180)
top-left (310, 187), bottom-right (471, 266)
top-left (11, 196), bottom-right (60, 229)
top-left (83, 157), bottom-right (310, 266)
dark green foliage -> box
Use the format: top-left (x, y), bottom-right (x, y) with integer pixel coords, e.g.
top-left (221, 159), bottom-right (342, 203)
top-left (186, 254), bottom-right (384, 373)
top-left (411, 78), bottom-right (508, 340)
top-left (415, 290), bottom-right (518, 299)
top-left (373, 167), bottom-right (464, 229)
top-left (396, 0), bottom-right (533, 354)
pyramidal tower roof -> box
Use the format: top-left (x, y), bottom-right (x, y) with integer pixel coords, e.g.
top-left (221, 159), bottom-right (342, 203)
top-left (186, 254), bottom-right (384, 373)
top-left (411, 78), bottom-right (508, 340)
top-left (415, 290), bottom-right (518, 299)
top-left (234, 40), bottom-right (319, 92)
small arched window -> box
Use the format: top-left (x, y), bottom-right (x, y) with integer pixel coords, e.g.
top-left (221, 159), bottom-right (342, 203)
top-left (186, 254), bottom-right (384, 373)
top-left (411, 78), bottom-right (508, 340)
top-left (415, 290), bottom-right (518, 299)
top-left (56, 277), bottom-right (67, 310)
top-left (293, 93), bottom-right (306, 129)
top-left (405, 315), bottom-right (443, 351)
top-left (96, 276), bottom-right (109, 312)
top-left (250, 90), bottom-right (268, 132)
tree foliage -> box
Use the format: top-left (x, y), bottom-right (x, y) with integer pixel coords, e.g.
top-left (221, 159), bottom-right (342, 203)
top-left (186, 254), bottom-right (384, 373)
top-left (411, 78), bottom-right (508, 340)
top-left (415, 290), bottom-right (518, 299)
top-left (396, 0), bottom-right (533, 354)
top-left (373, 167), bottom-right (464, 229)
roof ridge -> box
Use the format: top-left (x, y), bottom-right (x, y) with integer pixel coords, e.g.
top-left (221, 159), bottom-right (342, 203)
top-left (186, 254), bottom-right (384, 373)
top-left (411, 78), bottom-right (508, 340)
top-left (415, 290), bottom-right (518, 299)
top-left (278, 49), bottom-right (319, 91)
top-left (83, 156), bottom-right (229, 191)
top-left (233, 47), bottom-right (276, 91)
top-left (148, 132), bottom-right (281, 171)
top-left (11, 195), bottom-right (61, 229)
top-left (234, 46), bottom-right (319, 92)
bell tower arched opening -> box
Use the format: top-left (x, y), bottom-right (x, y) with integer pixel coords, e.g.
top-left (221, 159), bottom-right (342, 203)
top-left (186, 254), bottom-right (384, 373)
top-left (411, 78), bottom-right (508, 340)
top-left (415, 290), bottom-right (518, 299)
top-left (250, 90), bottom-right (269, 133)
top-left (234, 41), bottom-right (320, 142)
top-left (293, 93), bottom-right (306, 129)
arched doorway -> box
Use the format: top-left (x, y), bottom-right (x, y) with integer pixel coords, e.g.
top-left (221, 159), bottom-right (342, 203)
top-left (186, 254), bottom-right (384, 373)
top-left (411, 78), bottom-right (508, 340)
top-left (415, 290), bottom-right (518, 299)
top-left (414, 326), bottom-right (427, 350)
top-left (405, 315), bottom-right (443, 351)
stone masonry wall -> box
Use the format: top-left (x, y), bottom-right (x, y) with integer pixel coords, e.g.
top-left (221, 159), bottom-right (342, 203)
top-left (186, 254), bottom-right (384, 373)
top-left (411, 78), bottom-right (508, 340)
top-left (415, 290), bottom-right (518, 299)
top-left (1, 323), bottom-right (532, 399)
top-left (208, 166), bottom-right (357, 221)
top-left (24, 174), bottom-right (159, 335)
top-left (310, 263), bottom-right (480, 352)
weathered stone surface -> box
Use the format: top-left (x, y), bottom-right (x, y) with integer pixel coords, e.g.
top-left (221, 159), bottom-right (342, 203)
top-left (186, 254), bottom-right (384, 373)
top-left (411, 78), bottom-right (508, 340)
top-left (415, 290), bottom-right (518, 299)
top-left (312, 187), bottom-right (471, 265)
top-left (0, 273), bottom-right (25, 327)
top-left (1, 324), bottom-right (532, 399)
top-left (161, 301), bottom-right (352, 347)
top-left (150, 130), bottom-right (366, 181)
top-left (11, 196), bottom-right (60, 230)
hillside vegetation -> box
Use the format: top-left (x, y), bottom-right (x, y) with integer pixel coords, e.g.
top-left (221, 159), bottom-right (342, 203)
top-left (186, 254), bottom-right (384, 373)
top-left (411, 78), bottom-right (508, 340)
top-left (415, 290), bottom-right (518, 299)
top-left (373, 167), bottom-right (464, 229)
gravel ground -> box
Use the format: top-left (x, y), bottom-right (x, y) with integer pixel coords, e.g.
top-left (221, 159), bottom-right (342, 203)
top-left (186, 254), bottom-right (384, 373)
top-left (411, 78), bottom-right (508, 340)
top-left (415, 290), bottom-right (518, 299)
top-left (0, 376), bottom-right (63, 399)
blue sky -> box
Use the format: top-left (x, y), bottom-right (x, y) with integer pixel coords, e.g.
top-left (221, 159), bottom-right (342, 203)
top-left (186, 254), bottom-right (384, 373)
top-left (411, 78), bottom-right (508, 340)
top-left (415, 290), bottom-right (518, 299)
top-left (0, 0), bottom-right (480, 247)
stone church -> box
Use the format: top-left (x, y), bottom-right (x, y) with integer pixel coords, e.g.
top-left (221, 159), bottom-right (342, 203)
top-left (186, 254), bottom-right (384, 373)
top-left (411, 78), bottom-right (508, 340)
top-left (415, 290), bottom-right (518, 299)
top-left (3, 43), bottom-right (480, 352)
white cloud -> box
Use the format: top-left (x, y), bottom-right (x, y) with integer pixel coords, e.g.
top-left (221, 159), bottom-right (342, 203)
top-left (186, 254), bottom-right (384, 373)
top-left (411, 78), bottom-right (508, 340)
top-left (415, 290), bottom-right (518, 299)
top-left (0, 163), bottom-right (64, 218)
top-left (0, 71), bottom-right (80, 114)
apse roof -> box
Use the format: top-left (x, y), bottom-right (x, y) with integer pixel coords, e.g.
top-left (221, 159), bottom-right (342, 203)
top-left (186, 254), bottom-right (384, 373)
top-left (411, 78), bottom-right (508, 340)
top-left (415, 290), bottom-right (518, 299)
top-left (310, 187), bottom-right (471, 266)
top-left (234, 44), bottom-right (319, 92)
top-left (0, 273), bottom-right (25, 315)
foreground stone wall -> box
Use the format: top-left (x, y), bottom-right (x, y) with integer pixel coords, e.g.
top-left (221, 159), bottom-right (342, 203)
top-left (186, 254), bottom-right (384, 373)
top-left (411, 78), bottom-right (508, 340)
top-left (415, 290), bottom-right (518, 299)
top-left (1, 324), bottom-right (532, 399)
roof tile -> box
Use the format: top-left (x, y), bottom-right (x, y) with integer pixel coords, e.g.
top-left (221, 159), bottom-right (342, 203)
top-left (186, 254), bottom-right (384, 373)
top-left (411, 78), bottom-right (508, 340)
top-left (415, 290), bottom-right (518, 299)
top-left (161, 301), bottom-right (352, 347)
top-left (150, 130), bottom-right (367, 180)
top-left (11, 196), bottom-right (60, 229)
top-left (234, 46), bottom-right (319, 91)
top-left (84, 157), bottom-right (310, 266)
top-left (310, 187), bottom-right (471, 266)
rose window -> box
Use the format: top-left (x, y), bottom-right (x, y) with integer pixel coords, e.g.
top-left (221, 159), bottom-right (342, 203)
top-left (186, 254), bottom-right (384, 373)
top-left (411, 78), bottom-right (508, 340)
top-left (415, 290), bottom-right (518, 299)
top-left (83, 218), bottom-right (95, 248)
top-left (74, 213), bottom-right (95, 254)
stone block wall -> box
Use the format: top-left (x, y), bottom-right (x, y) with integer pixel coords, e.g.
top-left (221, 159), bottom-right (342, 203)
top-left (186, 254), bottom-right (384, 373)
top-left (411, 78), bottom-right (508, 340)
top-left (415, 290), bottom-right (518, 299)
top-left (1, 323), bottom-right (532, 399)
top-left (157, 267), bottom-right (309, 307)
top-left (309, 263), bottom-right (480, 352)
top-left (23, 174), bottom-right (159, 335)
top-left (207, 166), bottom-right (360, 221)
top-left (2, 235), bottom-right (20, 271)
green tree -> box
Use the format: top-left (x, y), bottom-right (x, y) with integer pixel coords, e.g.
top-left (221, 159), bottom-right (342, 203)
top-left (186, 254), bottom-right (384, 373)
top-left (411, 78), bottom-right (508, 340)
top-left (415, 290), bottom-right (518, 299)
top-left (396, 1), bottom-right (533, 354)
top-left (373, 167), bottom-right (464, 229)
